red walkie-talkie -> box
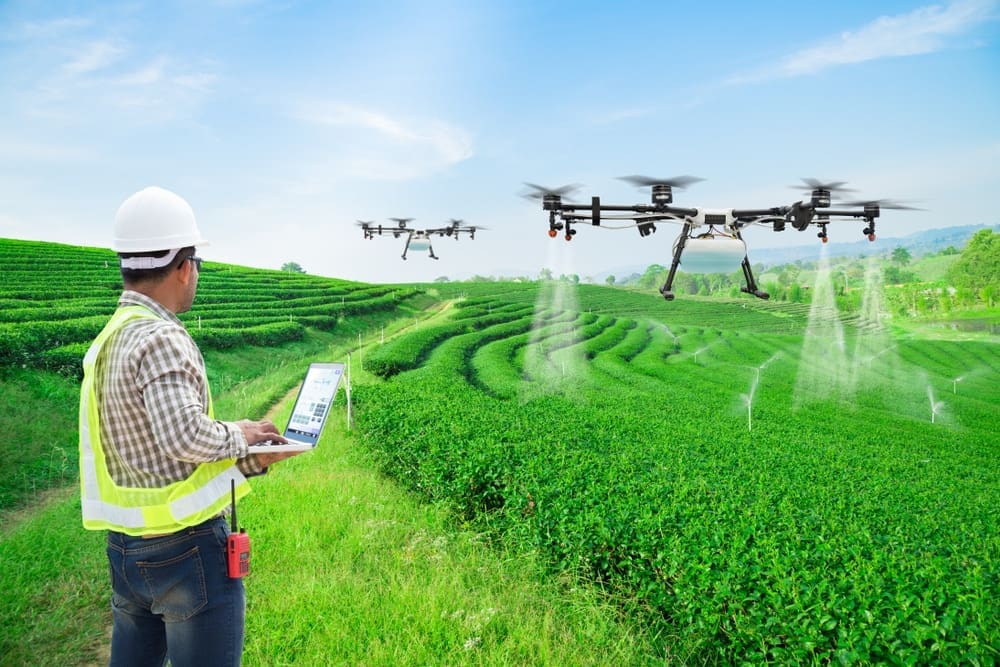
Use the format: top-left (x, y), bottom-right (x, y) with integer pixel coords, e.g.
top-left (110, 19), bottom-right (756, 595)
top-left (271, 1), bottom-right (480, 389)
top-left (226, 480), bottom-right (251, 578)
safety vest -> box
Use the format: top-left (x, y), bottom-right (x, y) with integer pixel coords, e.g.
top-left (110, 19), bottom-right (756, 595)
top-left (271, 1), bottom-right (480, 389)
top-left (79, 305), bottom-right (249, 535)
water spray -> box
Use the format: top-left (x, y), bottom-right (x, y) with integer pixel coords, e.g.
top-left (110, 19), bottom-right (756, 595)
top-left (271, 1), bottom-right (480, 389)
top-left (953, 376), bottom-right (965, 394)
top-left (927, 385), bottom-right (945, 424)
top-left (741, 373), bottom-right (758, 432)
top-left (692, 341), bottom-right (716, 364)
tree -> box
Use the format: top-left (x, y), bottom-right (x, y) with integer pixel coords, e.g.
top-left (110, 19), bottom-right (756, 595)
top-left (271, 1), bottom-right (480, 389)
top-left (281, 262), bottom-right (305, 273)
top-left (637, 264), bottom-right (667, 290)
top-left (947, 229), bottom-right (999, 294)
top-left (605, 275), bottom-right (616, 286)
top-left (891, 247), bottom-right (912, 265)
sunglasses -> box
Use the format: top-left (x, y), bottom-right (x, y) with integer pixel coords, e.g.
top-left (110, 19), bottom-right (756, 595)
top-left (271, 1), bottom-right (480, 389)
top-left (185, 256), bottom-right (203, 271)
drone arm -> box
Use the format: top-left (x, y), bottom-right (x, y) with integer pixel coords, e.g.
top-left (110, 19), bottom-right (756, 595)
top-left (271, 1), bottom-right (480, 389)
top-left (732, 207), bottom-right (789, 218)
top-left (820, 208), bottom-right (879, 219)
top-left (555, 202), bottom-right (698, 217)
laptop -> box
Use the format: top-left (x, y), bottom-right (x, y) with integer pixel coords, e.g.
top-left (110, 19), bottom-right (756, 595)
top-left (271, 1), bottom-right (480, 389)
top-left (249, 362), bottom-right (345, 452)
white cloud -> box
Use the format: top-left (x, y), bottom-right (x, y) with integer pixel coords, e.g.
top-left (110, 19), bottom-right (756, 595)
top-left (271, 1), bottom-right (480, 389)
top-left (0, 136), bottom-right (95, 161)
top-left (63, 40), bottom-right (124, 74)
top-left (296, 102), bottom-right (473, 163)
top-left (291, 101), bottom-right (474, 180)
top-left (114, 56), bottom-right (168, 86)
top-left (1, 16), bottom-right (93, 41)
top-left (727, 0), bottom-right (998, 84)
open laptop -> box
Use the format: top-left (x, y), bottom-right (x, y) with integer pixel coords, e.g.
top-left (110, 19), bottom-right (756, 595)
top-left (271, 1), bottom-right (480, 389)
top-left (249, 362), bottom-right (345, 452)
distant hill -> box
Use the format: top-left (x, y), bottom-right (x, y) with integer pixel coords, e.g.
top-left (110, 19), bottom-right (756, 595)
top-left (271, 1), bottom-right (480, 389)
top-left (598, 224), bottom-right (997, 283)
top-left (749, 224), bottom-right (997, 268)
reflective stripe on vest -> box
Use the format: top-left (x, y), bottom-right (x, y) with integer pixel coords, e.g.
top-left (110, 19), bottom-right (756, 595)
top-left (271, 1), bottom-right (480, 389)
top-left (79, 305), bottom-right (249, 535)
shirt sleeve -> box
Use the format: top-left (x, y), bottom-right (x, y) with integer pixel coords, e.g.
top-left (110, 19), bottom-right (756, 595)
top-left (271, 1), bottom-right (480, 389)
top-left (136, 326), bottom-right (252, 464)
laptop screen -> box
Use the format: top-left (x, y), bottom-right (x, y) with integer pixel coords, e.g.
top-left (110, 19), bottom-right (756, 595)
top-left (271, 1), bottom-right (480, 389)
top-left (284, 362), bottom-right (344, 446)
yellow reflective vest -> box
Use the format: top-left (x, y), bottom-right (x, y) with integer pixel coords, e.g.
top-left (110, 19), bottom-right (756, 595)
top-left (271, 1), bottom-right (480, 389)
top-left (79, 305), bottom-right (249, 535)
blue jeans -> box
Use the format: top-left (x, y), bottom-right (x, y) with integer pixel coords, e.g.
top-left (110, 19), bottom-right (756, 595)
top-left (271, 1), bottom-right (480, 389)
top-left (106, 516), bottom-right (245, 666)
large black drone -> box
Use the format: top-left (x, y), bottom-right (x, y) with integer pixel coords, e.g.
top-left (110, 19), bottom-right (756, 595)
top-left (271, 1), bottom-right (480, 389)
top-left (525, 176), bottom-right (915, 300)
top-left (357, 217), bottom-right (484, 260)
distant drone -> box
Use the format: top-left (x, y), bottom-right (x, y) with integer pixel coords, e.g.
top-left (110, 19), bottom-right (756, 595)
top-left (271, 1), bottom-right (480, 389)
top-left (524, 176), bottom-right (917, 300)
top-left (357, 217), bottom-right (485, 260)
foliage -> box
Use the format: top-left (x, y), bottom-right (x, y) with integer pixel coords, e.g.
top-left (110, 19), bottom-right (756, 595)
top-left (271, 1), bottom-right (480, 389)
top-left (948, 229), bottom-right (999, 294)
top-left (353, 285), bottom-right (1000, 663)
top-left (281, 261), bottom-right (306, 273)
top-left (0, 239), bottom-right (421, 375)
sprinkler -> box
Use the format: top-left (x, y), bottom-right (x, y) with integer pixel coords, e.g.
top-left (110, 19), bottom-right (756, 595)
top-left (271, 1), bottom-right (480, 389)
top-left (927, 386), bottom-right (945, 424)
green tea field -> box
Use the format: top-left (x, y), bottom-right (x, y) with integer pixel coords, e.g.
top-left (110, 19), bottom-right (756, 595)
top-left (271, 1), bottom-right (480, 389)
top-left (1, 238), bottom-right (997, 665)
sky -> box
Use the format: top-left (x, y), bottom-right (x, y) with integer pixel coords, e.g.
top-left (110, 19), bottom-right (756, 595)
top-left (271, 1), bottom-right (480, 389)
top-left (1, 0), bottom-right (998, 284)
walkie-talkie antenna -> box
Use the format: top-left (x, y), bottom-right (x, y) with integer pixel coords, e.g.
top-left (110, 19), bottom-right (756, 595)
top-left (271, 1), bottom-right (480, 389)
top-left (230, 479), bottom-right (238, 533)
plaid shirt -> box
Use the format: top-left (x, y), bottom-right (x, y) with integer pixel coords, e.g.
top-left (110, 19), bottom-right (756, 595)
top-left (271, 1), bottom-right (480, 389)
top-left (94, 290), bottom-right (264, 488)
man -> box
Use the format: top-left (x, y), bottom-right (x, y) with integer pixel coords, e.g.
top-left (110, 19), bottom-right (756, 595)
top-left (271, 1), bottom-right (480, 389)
top-left (79, 186), bottom-right (301, 666)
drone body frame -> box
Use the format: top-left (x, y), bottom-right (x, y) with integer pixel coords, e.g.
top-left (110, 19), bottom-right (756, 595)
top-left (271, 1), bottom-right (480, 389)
top-left (530, 177), bottom-right (901, 300)
top-left (358, 218), bottom-right (483, 260)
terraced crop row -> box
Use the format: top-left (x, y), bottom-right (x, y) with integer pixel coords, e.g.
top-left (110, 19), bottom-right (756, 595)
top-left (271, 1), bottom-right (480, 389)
top-left (354, 282), bottom-right (1000, 663)
top-left (0, 238), bottom-right (421, 376)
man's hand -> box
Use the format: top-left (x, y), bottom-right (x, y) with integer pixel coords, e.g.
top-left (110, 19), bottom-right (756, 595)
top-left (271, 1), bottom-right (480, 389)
top-left (237, 419), bottom-right (284, 446)
top-left (237, 419), bottom-right (305, 467)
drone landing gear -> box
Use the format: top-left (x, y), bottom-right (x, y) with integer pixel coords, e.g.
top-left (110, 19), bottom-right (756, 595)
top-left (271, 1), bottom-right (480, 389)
top-left (659, 226), bottom-right (769, 301)
top-left (658, 224), bottom-right (691, 301)
top-left (738, 253), bottom-right (769, 300)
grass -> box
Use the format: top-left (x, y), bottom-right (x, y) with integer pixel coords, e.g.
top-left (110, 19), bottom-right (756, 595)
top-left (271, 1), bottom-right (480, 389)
top-left (0, 303), bottom-right (664, 667)
top-left (242, 413), bottom-right (661, 666)
top-left (0, 397), bottom-right (662, 667)
top-left (0, 369), bottom-right (79, 512)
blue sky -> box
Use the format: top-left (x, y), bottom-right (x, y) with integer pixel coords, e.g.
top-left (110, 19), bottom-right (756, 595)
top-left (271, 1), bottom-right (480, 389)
top-left (1, 0), bottom-right (997, 283)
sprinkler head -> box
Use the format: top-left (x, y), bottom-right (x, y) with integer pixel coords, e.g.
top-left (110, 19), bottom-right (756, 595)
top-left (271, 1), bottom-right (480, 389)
top-left (548, 229), bottom-right (558, 238)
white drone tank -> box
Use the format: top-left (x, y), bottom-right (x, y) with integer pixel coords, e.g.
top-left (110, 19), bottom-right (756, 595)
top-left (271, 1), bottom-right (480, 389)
top-left (680, 235), bottom-right (747, 274)
top-left (409, 240), bottom-right (431, 251)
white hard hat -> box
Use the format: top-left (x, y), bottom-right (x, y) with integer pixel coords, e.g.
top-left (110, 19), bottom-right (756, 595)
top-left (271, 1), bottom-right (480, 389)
top-left (113, 186), bottom-right (209, 254)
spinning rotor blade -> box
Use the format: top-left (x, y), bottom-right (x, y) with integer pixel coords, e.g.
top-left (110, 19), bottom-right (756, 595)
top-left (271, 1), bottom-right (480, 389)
top-left (389, 217), bottom-right (414, 226)
top-left (789, 178), bottom-right (856, 194)
top-left (521, 182), bottom-right (582, 201)
top-left (838, 199), bottom-right (922, 211)
top-left (618, 175), bottom-right (704, 189)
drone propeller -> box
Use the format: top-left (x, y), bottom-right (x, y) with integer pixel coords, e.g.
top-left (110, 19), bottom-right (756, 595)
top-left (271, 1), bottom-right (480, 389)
top-left (388, 217), bottom-right (414, 227)
top-left (355, 219), bottom-right (375, 227)
top-left (838, 198), bottom-right (922, 211)
top-left (618, 174), bottom-right (703, 205)
top-left (789, 178), bottom-right (856, 194)
top-left (617, 175), bottom-right (704, 189)
top-left (521, 182), bottom-right (581, 201)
